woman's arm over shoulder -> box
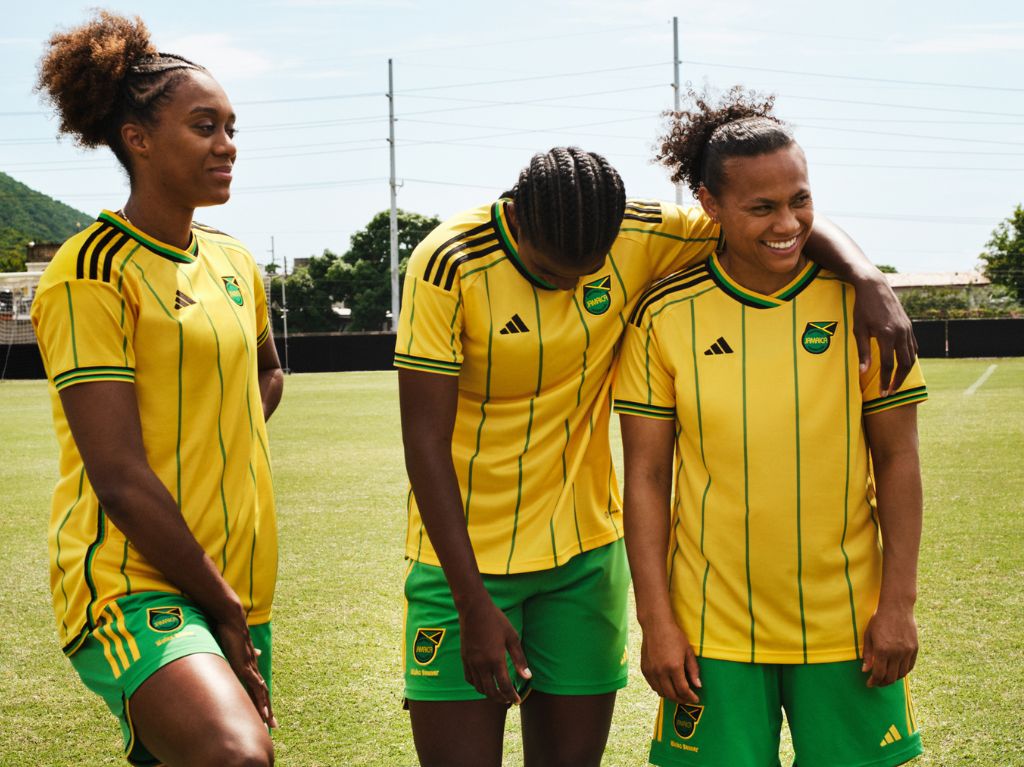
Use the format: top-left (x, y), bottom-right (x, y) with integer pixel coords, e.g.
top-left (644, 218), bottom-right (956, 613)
top-left (804, 216), bottom-right (917, 393)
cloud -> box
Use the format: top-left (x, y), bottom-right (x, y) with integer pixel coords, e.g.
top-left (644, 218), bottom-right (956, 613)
top-left (163, 34), bottom-right (275, 81)
top-left (894, 23), bottom-right (1024, 54)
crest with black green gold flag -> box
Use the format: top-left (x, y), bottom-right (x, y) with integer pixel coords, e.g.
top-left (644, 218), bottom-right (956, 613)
top-left (801, 321), bottom-right (838, 354)
top-left (582, 275), bottom-right (612, 315)
top-left (672, 702), bottom-right (704, 739)
top-left (413, 628), bottom-right (445, 665)
top-left (222, 275), bottom-right (244, 306)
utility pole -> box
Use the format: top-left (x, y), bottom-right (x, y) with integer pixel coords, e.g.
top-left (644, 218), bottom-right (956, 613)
top-left (673, 16), bottom-right (683, 205)
top-left (281, 256), bottom-right (291, 374)
top-left (387, 58), bottom-right (400, 332)
top-left (268, 236), bottom-right (289, 374)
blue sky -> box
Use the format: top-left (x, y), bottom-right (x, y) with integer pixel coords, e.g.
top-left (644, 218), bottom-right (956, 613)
top-left (2, 0), bottom-right (1021, 272)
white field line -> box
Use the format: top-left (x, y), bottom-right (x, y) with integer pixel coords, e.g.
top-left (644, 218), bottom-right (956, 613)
top-left (964, 364), bottom-right (998, 396)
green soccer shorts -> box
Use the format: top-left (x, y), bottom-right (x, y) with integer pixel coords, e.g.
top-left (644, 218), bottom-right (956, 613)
top-left (403, 539), bottom-right (630, 701)
top-left (649, 657), bottom-right (922, 767)
top-left (67, 591), bottom-right (272, 766)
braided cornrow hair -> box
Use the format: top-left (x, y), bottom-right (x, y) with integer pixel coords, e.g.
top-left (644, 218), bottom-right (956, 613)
top-left (506, 147), bottom-right (626, 268)
top-left (655, 85), bottom-right (794, 197)
top-left (36, 10), bottom-right (206, 177)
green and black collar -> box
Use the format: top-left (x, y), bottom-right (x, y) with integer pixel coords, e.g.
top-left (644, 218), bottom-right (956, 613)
top-left (707, 252), bottom-right (820, 309)
top-left (97, 210), bottom-right (198, 264)
top-left (491, 200), bottom-right (559, 291)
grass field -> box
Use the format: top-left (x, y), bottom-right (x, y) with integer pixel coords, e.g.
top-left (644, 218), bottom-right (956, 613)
top-left (1, 359), bottom-right (1022, 766)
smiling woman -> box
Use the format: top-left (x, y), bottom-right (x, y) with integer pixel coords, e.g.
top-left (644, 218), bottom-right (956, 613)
top-left (615, 88), bottom-right (928, 767)
top-left (32, 11), bottom-right (282, 767)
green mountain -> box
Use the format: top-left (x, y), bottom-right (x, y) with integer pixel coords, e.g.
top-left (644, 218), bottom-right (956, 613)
top-left (0, 171), bottom-right (93, 272)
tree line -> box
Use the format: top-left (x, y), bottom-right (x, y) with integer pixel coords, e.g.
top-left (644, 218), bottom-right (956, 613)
top-left (268, 209), bottom-right (439, 332)
top-left (270, 205), bottom-right (1024, 333)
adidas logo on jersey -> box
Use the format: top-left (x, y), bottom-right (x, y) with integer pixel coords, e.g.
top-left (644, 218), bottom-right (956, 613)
top-left (174, 290), bottom-right (196, 310)
top-left (879, 724), bottom-right (903, 747)
top-left (499, 314), bottom-right (530, 335)
top-left (703, 336), bottom-right (734, 355)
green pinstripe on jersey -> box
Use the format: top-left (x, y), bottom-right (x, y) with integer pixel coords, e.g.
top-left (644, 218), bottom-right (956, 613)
top-left (740, 305), bottom-right (755, 660)
top-left (791, 300), bottom-right (808, 662)
top-left (690, 299), bottom-right (714, 655)
top-left (615, 255), bottom-right (928, 664)
top-left (33, 211), bottom-right (277, 652)
top-left (82, 508), bottom-right (107, 629)
top-left (396, 199), bottom-right (721, 574)
top-left (839, 285), bottom-right (862, 656)
top-left (64, 283), bottom-right (78, 364)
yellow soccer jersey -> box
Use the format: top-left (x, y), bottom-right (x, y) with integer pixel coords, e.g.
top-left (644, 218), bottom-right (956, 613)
top-left (395, 199), bottom-right (720, 574)
top-left (614, 255), bottom-right (927, 664)
top-left (32, 211), bottom-right (277, 653)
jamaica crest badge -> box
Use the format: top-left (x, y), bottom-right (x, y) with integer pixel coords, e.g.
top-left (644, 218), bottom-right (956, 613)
top-left (801, 321), bottom-right (838, 354)
top-left (582, 276), bottom-right (612, 316)
top-left (672, 702), bottom-right (705, 740)
top-left (147, 606), bottom-right (184, 633)
top-left (413, 628), bottom-right (446, 665)
top-left (222, 275), bottom-right (244, 306)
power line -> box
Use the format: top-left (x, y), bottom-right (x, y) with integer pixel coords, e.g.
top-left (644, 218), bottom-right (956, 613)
top-left (402, 115), bottom-right (657, 133)
top-left (397, 62), bottom-right (672, 94)
top-left (682, 59), bottom-right (1024, 94)
top-left (8, 79), bottom-right (1024, 144)
top-left (795, 124), bottom-right (1024, 147)
top-left (334, 21), bottom-right (667, 62)
top-left (234, 91), bottom-right (381, 106)
top-left (823, 211), bottom-right (997, 225)
top-left (815, 162), bottom-right (1024, 172)
top-left (779, 93), bottom-right (1024, 119)
top-left (793, 117), bottom-right (1024, 126)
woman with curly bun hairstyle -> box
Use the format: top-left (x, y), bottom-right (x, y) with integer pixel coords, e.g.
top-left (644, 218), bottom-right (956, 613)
top-left (616, 86), bottom-right (926, 766)
top-left (32, 11), bottom-right (282, 766)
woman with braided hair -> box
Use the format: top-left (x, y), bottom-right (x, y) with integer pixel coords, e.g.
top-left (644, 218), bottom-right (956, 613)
top-left (32, 11), bottom-right (281, 766)
top-left (616, 87), bottom-right (925, 766)
top-left (395, 144), bottom-right (917, 766)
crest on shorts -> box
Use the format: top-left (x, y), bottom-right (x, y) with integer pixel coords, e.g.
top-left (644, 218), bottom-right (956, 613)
top-left (413, 628), bottom-right (445, 665)
top-left (801, 321), bottom-right (837, 354)
top-left (582, 276), bottom-right (612, 316)
top-left (672, 702), bottom-right (705, 740)
top-left (147, 606), bottom-right (184, 633)
top-left (222, 275), bottom-right (244, 306)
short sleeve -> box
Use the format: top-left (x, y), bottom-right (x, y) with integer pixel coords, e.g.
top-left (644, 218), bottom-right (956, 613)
top-left (394, 238), bottom-right (464, 376)
top-left (31, 280), bottom-right (136, 391)
top-left (860, 339), bottom-right (928, 415)
top-left (252, 262), bottom-right (271, 347)
top-left (645, 203), bottom-right (721, 280)
top-left (613, 321), bottom-right (676, 420)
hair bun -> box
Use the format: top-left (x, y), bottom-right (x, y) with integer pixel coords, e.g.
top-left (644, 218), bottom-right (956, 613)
top-left (36, 11), bottom-right (156, 147)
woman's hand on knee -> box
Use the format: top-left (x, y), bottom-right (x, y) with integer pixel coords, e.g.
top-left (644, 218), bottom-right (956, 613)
top-left (215, 617), bottom-right (278, 728)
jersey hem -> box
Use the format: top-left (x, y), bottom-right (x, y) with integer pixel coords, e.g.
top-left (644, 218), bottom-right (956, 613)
top-left (404, 527), bottom-right (624, 574)
top-left (696, 647), bottom-right (863, 664)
